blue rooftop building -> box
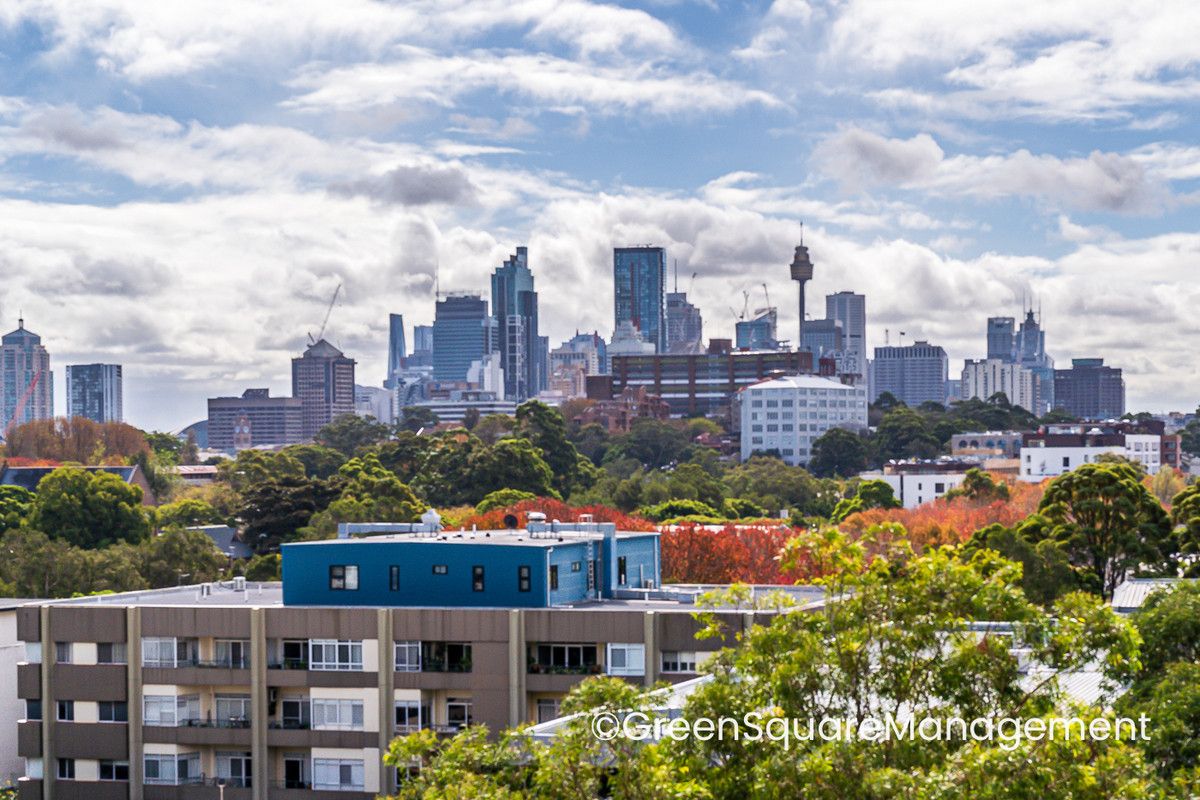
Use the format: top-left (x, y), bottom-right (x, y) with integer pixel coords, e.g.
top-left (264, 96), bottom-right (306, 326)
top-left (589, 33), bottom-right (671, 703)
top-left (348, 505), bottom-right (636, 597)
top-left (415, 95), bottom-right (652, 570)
top-left (281, 517), bottom-right (660, 608)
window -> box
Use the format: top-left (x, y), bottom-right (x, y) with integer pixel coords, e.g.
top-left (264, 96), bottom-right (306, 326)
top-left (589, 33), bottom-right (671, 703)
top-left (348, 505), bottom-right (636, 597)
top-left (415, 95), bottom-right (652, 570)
top-left (215, 639), bottom-right (249, 669)
top-left (25, 700), bottom-right (41, 721)
top-left (313, 759), bottom-right (364, 791)
top-left (395, 641), bottom-right (421, 671)
top-left (56, 700), bottom-right (74, 721)
top-left (281, 698), bottom-right (310, 729)
top-left (420, 642), bottom-right (471, 672)
top-left (518, 565), bottom-right (531, 592)
top-left (536, 698), bottom-right (561, 723)
top-left (97, 642), bottom-right (127, 664)
top-left (142, 637), bottom-right (193, 668)
top-left (24, 642), bottom-right (41, 664)
top-left (395, 700), bottom-right (422, 733)
top-left (216, 752), bottom-right (252, 788)
top-left (25, 758), bottom-right (43, 780)
top-left (280, 639), bottom-right (306, 668)
top-left (57, 758), bottom-right (75, 780)
top-left (935, 482), bottom-right (946, 493)
top-left (661, 651), bottom-right (698, 673)
top-left (606, 644), bottom-right (645, 676)
top-left (446, 699), bottom-right (473, 729)
top-left (309, 639), bottom-right (363, 671)
top-left (311, 699), bottom-right (364, 730)
top-left (144, 753), bottom-right (200, 786)
top-left (54, 642), bottom-right (71, 664)
top-left (1062, 456), bottom-right (1071, 468)
top-left (389, 565), bottom-right (400, 591)
top-left (617, 557), bottom-right (628, 586)
top-left (529, 644), bottom-right (597, 673)
top-left (99, 760), bottom-right (130, 781)
top-left (549, 565), bottom-right (558, 591)
top-left (328, 564), bottom-right (358, 591)
top-left (215, 695), bottom-right (252, 725)
top-left (571, 561), bottom-right (582, 572)
top-left (143, 695), bottom-right (199, 727)
top-left (472, 565), bottom-right (485, 592)
top-left (432, 564), bottom-right (448, 575)
top-left (99, 701), bottom-right (128, 723)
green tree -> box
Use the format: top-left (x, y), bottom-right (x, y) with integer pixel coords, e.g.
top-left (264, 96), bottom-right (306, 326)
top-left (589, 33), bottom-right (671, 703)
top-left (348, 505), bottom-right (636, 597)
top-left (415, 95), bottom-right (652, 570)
top-left (303, 454), bottom-right (426, 536)
top-left (808, 427), bottom-right (869, 478)
top-left (723, 497), bottom-right (766, 519)
top-left (138, 528), bottom-right (227, 587)
top-left (639, 498), bottom-right (718, 521)
top-left (240, 474), bottom-right (340, 553)
top-left (29, 467), bottom-right (151, 548)
top-left (944, 468), bottom-right (1011, 502)
top-left (0, 485), bottom-right (34, 531)
top-left (243, 553), bottom-right (282, 581)
top-left (963, 517), bottom-right (1095, 605)
top-left (873, 407), bottom-right (941, 462)
top-left (1038, 462), bottom-right (1175, 598)
top-left (461, 406), bottom-right (481, 431)
top-left (473, 413), bottom-right (517, 446)
top-left (280, 444), bottom-right (348, 479)
top-left (218, 449), bottom-right (305, 494)
top-left (516, 400), bottom-right (588, 495)
top-left (1174, 483), bottom-right (1200, 576)
top-left (144, 430), bottom-right (184, 465)
top-left (467, 438), bottom-right (558, 500)
top-left (398, 406), bottom-right (439, 433)
top-left (315, 413), bottom-right (391, 456)
top-left (475, 489), bottom-right (537, 514)
top-left (412, 432), bottom-right (487, 507)
top-left (666, 462), bottom-right (725, 509)
top-left (830, 478), bottom-right (901, 522)
top-left (374, 433), bottom-right (433, 483)
top-left (0, 528), bottom-right (90, 597)
top-left (155, 498), bottom-right (224, 529)
top-left (723, 456), bottom-right (838, 517)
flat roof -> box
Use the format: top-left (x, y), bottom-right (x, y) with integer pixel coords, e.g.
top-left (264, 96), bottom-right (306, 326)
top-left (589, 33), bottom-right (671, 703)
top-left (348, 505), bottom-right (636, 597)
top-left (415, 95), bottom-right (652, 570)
top-left (32, 581), bottom-right (822, 614)
top-left (745, 374), bottom-right (859, 391)
top-left (287, 529), bottom-right (658, 549)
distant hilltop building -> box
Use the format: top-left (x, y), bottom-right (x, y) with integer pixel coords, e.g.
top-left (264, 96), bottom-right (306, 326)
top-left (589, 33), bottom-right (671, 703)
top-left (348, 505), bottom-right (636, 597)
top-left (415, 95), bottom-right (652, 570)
top-left (292, 339), bottom-right (356, 440)
top-left (66, 363), bottom-right (123, 423)
top-left (0, 318), bottom-right (53, 432)
top-left (1054, 358), bottom-right (1125, 420)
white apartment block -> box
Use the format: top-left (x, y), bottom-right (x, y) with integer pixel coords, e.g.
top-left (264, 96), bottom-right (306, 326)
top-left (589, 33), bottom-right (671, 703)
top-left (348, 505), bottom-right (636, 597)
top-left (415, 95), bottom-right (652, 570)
top-left (960, 359), bottom-right (1037, 414)
top-left (740, 375), bottom-right (868, 466)
top-left (865, 470), bottom-right (969, 509)
top-left (1020, 433), bottom-right (1161, 481)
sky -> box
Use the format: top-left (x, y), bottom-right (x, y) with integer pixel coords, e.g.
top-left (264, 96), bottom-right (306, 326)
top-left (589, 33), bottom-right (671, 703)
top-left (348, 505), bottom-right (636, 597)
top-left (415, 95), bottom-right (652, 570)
top-left (0, 0), bottom-right (1198, 431)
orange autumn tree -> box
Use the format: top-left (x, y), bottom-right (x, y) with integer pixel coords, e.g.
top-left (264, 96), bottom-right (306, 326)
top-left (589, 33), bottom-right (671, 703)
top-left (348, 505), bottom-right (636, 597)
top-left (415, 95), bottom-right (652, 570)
top-left (838, 474), bottom-right (1044, 551)
top-left (452, 497), bottom-right (656, 532)
top-left (659, 524), bottom-right (796, 584)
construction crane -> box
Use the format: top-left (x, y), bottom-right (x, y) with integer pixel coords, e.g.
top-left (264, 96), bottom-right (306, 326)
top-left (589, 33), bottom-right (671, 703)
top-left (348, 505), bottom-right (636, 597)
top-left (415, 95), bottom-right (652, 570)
top-left (755, 282), bottom-right (775, 317)
top-left (308, 283), bottom-right (342, 345)
top-left (4, 368), bottom-right (43, 439)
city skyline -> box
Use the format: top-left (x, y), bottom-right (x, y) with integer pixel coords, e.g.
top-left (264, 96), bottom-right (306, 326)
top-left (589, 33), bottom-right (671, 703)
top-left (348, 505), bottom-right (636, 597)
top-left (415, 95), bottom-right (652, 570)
top-left (0, 2), bottom-right (1198, 429)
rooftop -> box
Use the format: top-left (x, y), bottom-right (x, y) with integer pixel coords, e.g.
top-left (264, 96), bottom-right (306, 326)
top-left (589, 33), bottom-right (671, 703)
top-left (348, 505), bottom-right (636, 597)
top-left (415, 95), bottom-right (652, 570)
top-left (745, 374), bottom-right (858, 391)
top-left (34, 580), bottom-right (824, 614)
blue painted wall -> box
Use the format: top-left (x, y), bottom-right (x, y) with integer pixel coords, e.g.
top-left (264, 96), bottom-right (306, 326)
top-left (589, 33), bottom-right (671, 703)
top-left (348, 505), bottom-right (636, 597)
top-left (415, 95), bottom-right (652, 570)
top-left (282, 533), bottom-right (661, 607)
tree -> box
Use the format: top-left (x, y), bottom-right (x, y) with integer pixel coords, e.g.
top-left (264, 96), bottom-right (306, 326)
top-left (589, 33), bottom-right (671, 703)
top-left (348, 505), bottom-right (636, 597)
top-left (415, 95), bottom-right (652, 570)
top-left (240, 474), bottom-right (340, 553)
top-left (723, 456), bottom-right (838, 518)
top-left (29, 467), bottom-right (151, 548)
top-left (722, 497), bottom-right (766, 519)
top-left (515, 400), bottom-right (588, 495)
top-left (873, 407), bottom-right (941, 462)
top-left (665, 462), bottom-right (725, 509)
top-left (315, 414), bottom-right (390, 456)
top-left (467, 438), bottom-right (558, 501)
top-left (1151, 467), bottom-right (1187, 507)
top-left (944, 468), bottom-right (1011, 502)
top-left (5, 417), bottom-right (150, 463)
top-left (144, 430), bottom-right (185, 465)
top-left (374, 433), bottom-right (433, 483)
top-left (461, 406), bottom-right (481, 431)
top-left (1038, 462), bottom-right (1175, 598)
top-left (963, 517), bottom-right (1094, 605)
top-left (321, 454), bottom-right (426, 525)
top-left (475, 489), bottom-right (537, 514)
top-left (138, 528), bottom-right (226, 587)
top-left (155, 498), bottom-right (224, 529)
top-left (1174, 483), bottom-right (1200, 576)
top-left (606, 418), bottom-right (691, 469)
top-left (0, 485), bottom-right (34, 531)
top-left (243, 553), bottom-right (281, 581)
top-left (218, 449), bottom-right (305, 494)
top-left (808, 427), bottom-right (869, 478)
top-left (830, 478), bottom-right (900, 523)
top-left (639, 498), bottom-right (719, 521)
top-left (0, 528), bottom-right (90, 597)
top-left (280, 444), bottom-right (347, 479)
top-left (398, 406), bottom-right (439, 433)
top-left (472, 413), bottom-right (516, 445)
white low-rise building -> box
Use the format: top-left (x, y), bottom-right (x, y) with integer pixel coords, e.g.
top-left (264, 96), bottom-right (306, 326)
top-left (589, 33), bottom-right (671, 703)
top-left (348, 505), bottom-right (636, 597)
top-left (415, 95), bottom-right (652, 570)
top-left (1019, 424), bottom-right (1161, 482)
top-left (859, 460), bottom-right (973, 509)
top-left (740, 375), bottom-right (868, 466)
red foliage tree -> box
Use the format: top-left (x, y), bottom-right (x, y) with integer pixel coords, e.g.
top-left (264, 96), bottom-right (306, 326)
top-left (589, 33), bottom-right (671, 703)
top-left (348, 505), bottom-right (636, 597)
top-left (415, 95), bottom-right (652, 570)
top-left (453, 497), bottom-right (656, 532)
top-left (659, 524), bottom-right (795, 584)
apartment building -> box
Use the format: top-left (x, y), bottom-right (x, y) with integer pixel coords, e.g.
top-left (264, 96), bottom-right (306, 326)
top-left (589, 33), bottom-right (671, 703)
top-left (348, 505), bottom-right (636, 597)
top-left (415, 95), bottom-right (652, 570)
top-left (1019, 422), bottom-right (1161, 482)
top-left (15, 521), bottom-right (819, 800)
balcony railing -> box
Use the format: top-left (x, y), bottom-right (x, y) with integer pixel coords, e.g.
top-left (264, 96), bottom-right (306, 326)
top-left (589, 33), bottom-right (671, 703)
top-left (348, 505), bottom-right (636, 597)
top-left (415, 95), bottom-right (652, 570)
top-left (268, 719), bottom-right (311, 730)
top-left (172, 717), bottom-right (252, 729)
top-left (419, 659), bottom-right (472, 673)
top-left (527, 663), bottom-right (602, 675)
top-left (267, 659), bottom-right (308, 670)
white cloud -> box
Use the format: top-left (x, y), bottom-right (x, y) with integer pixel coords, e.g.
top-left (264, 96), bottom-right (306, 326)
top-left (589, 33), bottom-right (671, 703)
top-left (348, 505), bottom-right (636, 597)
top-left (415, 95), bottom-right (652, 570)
top-left (814, 127), bottom-right (1175, 213)
top-left (284, 49), bottom-right (780, 116)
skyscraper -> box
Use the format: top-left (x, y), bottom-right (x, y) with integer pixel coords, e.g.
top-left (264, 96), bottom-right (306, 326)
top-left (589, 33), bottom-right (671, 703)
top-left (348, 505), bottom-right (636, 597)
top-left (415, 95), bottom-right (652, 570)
top-left (986, 317), bottom-right (1015, 362)
top-left (613, 246), bottom-right (666, 352)
top-left (384, 313), bottom-right (407, 389)
top-left (292, 339), bottom-right (356, 439)
top-left (1054, 358), bottom-right (1125, 419)
top-left (961, 359), bottom-right (1036, 413)
top-left (433, 294), bottom-right (494, 382)
top-left (0, 318), bottom-right (53, 432)
top-left (406, 324), bottom-right (434, 368)
top-left (491, 246), bottom-right (543, 400)
top-left (871, 341), bottom-right (949, 407)
top-left (66, 363), bottom-right (123, 423)
top-left (1014, 309), bottom-right (1055, 415)
top-left (665, 292), bottom-right (703, 353)
top-left (800, 318), bottom-right (844, 358)
top-left (825, 291), bottom-right (865, 376)
top-left (736, 310), bottom-right (779, 350)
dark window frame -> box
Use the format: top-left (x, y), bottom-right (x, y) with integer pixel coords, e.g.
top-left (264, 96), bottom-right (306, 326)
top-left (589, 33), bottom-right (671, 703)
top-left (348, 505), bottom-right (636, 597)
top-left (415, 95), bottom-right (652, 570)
top-left (389, 565), bottom-right (400, 592)
top-left (549, 565), bottom-right (559, 591)
top-left (472, 565), bottom-right (485, 592)
top-left (617, 556), bottom-right (628, 586)
top-left (328, 564), bottom-right (358, 591)
top-left (518, 565), bottom-right (531, 592)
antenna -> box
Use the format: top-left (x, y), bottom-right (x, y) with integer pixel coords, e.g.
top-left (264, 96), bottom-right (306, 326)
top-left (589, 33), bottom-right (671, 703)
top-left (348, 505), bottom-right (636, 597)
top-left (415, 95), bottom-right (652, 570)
top-left (799, 221), bottom-right (804, 246)
top-left (674, 259), bottom-right (679, 293)
top-left (308, 283), bottom-right (342, 345)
